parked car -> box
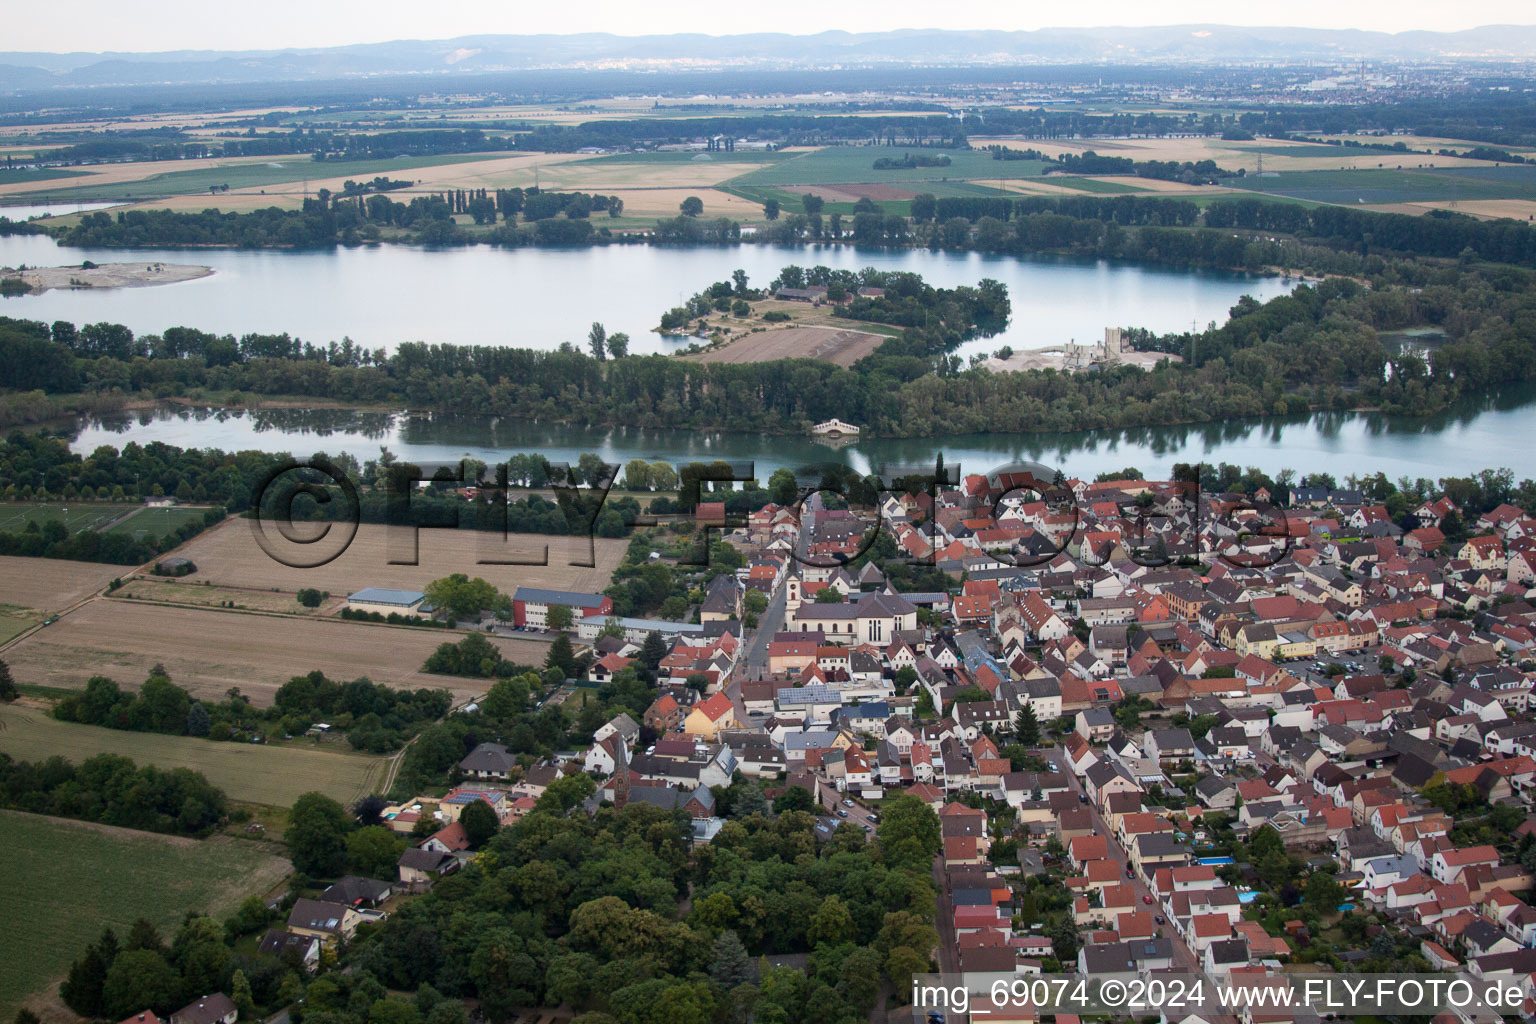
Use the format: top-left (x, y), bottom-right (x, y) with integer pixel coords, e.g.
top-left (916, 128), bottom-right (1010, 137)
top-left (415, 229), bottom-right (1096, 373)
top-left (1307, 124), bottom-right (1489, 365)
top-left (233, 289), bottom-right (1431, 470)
top-left (841, 799), bottom-right (855, 808)
top-left (1142, 895), bottom-right (1153, 904)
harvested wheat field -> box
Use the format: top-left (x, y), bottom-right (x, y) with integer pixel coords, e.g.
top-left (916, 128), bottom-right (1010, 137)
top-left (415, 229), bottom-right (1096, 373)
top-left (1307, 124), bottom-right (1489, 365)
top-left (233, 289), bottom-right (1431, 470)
top-left (0, 154), bottom-right (293, 196)
top-left (1406, 198), bottom-right (1536, 220)
top-left (0, 556), bottom-right (125, 610)
top-left (172, 519), bottom-right (627, 596)
top-left (685, 325), bottom-right (889, 368)
top-left (2, 600), bottom-right (548, 705)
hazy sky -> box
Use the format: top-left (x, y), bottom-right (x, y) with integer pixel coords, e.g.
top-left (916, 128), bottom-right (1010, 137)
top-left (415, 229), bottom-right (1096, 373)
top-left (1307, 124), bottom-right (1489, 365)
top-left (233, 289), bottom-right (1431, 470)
top-left (15, 0), bottom-right (1536, 53)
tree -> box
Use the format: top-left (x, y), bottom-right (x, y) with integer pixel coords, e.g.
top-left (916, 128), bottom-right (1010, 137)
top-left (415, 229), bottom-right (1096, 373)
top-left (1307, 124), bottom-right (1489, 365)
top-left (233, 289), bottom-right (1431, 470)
top-left (231, 969), bottom-right (256, 1021)
top-left (801, 194), bottom-right (824, 217)
top-left (607, 332), bottom-right (630, 359)
top-left (708, 930), bottom-right (752, 990)
top-left (1050, 920), bottom-right (1080, 962)
top-left (545, 634), bottom-right (577, 678)
top-left (0, 658), bottom-right (16, 702)
top-left (680, 197), bottom-right (704, 217)
top-left (838, 947), bottom-right (881, 1013)
top-left (1304, 870), bottom-right (1345, 915)
top-left (588, 322), bottom-right (608, 362)
top-left (876, 794), bottom-right (941, 871)
top-left (547, 604), bottom-right (575, 632)
top-left (347, 824), bottom-right (406, 878)
top-left (284, 791), bottom-right (353, 877)
top-left (297, 587), bottom-right (324, 607)
top-left (768, 467), bottom-right (798, 506)
top-left (61, 929), bottom-right (117, 1017)
top-left (460, 798), bottom-right (501, 849)
top-left (622, 459), bottom-right (651, 491)
top-left (424, 574), bottom-right (502, 619)
top-left (1015, 705), bottom-right (1040, 745)
top-left (813, 588), bottom-right (844, 603)
top-left (103, 949), bottom-right (181, 1019)
top-left (762, 199), bottom-right (780, 220)
top-left (773, 785), bottom-right (814, 815)
top-left (640, 631), bottom-right (667, 669)
top-left (807, 895), bottom-right (854, 948)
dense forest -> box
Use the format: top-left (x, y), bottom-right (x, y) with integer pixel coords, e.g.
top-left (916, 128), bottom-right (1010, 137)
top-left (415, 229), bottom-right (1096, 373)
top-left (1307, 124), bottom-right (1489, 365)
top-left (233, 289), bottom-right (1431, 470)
top-left (0, 750), bottom-right (229, 836)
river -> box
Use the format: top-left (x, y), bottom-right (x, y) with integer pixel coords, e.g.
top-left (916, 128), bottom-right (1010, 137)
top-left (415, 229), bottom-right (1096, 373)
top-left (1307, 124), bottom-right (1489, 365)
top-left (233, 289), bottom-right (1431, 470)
top-left (64, 384), bottom-right (1536, 483)
top-left (0, 232), bottom-right (1290, 357)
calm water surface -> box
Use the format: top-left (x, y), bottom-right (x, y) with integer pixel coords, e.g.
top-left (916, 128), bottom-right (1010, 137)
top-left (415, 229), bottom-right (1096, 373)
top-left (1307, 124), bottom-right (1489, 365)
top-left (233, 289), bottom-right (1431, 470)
top-left (0, 233), bottom-right (1291, 356)
top-left (65, 384), bottom-right (1536, 483)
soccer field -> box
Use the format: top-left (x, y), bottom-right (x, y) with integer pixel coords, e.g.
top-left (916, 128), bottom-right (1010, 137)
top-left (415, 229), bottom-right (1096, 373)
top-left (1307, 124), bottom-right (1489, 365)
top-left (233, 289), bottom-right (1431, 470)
top-left (103, 505), bottom-right (210, 540)
top-left (0, 503), bottom-right (125, 534)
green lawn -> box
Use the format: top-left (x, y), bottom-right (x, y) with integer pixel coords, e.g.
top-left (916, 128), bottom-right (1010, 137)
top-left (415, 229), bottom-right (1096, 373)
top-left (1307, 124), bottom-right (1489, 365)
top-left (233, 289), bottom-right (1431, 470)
top-left (729, 147), bottom-right (1049, 186)
top-left (0, 603), bottom-right (38, 644)
top-left (0, 503), bottom-right (127, 534)
top-left (103, 505), bottom-right (211, 540)
top-left (33, 152), bottom-right (517, 202)
top-left (0, 809), bottom-right (290, 1022)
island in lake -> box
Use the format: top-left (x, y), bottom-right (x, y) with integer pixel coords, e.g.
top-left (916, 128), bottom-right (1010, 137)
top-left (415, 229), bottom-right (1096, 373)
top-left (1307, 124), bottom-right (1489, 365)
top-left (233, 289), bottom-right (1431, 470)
top-left (0, 260), bottom-right (213, 295)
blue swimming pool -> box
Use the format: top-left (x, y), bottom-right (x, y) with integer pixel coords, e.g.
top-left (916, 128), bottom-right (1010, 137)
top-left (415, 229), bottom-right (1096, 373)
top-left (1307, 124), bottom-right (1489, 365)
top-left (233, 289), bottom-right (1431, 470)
top-left (1197, 856), bottom-right (1235, 865)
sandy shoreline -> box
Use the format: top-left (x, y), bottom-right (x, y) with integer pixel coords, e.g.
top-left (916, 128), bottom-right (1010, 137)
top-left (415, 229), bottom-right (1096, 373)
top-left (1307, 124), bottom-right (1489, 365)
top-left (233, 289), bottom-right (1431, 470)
top-left (1, 260), bottom-right (213, 293)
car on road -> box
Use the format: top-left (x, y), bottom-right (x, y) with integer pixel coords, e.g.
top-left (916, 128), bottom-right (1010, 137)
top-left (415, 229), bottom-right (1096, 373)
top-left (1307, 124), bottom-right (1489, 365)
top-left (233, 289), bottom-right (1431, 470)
top-left (841, 798), bottom-right (855, 808)
top-left (1154, 915), bottom-right (1166, 924)
top-left (836, 808), bottom-right (848, 818)
top-left (1142, 895), bottom-right (1154, 904)
top-left (1078, 794), bottom-right (1088, 803)
top-left (1125, 866), bottom-right (1135, 878)
top-left (867, 813), bottom-right (879, 823)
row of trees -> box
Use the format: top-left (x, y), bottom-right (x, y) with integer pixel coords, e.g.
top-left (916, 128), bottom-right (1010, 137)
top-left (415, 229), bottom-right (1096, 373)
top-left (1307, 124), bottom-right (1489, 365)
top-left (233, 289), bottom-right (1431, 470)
top-left (52, 668), bottom-right (452, 752)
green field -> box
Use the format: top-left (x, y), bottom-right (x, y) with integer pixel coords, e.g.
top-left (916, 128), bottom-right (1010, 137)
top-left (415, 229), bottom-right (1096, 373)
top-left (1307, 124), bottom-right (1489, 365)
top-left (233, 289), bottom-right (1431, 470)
top-left (0, 703), bottom-right (386, 807)
top-left (105, 505), bottom-right (211, 540)
top-left (1229, 167), bottom-right (1536, 205)
top-left (0, 503), bottom-right (127, 533)
top-left (0, 167), bottom-right (91, 186)
top-left (30, 152), bottom-right (517, 202)
top-left (730, 147), bottom-right (1048, 186)
top-left (0, 809), bottom-right (290, 1022)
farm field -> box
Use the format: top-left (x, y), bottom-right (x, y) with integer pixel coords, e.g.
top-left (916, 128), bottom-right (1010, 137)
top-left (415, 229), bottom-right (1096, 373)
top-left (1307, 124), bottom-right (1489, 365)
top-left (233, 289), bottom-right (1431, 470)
top-left (0, 167), bottom-right (90, 186)
top-left (731, 146), bottom-right (1045, 186)
top-left (1228, 167), bottom-right (1536, 205)
top-left (0, 599), bottom-right (545, 705)
top-left (0, 153), bottom-right (304, 198)
top-left (16, 152), bottom-right (518, 203)
top-left (0, 702), bottom-right (385, 806)
top-left (0, 809), bottom-right (290, 1024)
top-left (172, 519), bottom-right (627, 597)
top-left (683, 325), bottom-right (890, 368)
top-left (0, 554), bottom-right (125, 609)
top-left (0, 502), bottom-right (131, 534)
top-left (113, 577), bottom-right (322, 614)
top-left (0, 605), bottom-right (38, 644)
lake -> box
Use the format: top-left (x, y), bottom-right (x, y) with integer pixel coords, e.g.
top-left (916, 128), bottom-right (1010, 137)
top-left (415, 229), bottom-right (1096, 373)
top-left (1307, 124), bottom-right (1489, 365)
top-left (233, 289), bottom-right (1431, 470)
top-left (0, 233), bottom-right (1291, 356)
top-left (65, 383), bottom-right (1536, 484)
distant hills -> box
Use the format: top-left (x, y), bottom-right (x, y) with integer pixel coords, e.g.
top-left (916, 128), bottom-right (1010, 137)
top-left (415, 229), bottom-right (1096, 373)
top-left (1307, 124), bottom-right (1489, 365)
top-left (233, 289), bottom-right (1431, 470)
top-left (4, 25), bottom-right (1536, 90)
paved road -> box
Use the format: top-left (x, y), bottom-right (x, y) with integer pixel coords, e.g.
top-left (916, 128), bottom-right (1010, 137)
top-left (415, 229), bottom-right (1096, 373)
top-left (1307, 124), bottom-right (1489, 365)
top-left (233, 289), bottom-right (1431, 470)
top-left (1057, 744), bottom-right (1238, 1024)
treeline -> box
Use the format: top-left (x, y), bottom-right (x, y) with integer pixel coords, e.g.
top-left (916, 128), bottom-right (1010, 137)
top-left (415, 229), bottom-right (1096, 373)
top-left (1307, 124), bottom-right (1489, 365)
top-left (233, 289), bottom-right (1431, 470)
top-left (1203, 197), bottom-right (1536, 267)
top-left (52, 668), bottom-right (452, 752)
top-left (1050, 150), bottom-right (1238, 183)
top-left (0, 751), bottom-right (228, 836)
top-left (510, 112), bottom-right (964, 152)
top-left (0, 504), bottom-right (223, 565)
top-left (872, 153), bottom-right (951, 169)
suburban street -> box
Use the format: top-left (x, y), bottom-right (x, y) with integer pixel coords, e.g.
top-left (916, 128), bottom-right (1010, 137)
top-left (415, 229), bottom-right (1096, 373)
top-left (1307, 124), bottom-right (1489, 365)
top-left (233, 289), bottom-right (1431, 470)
top-left (1056, 743), bottom-right (1239, 1024)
